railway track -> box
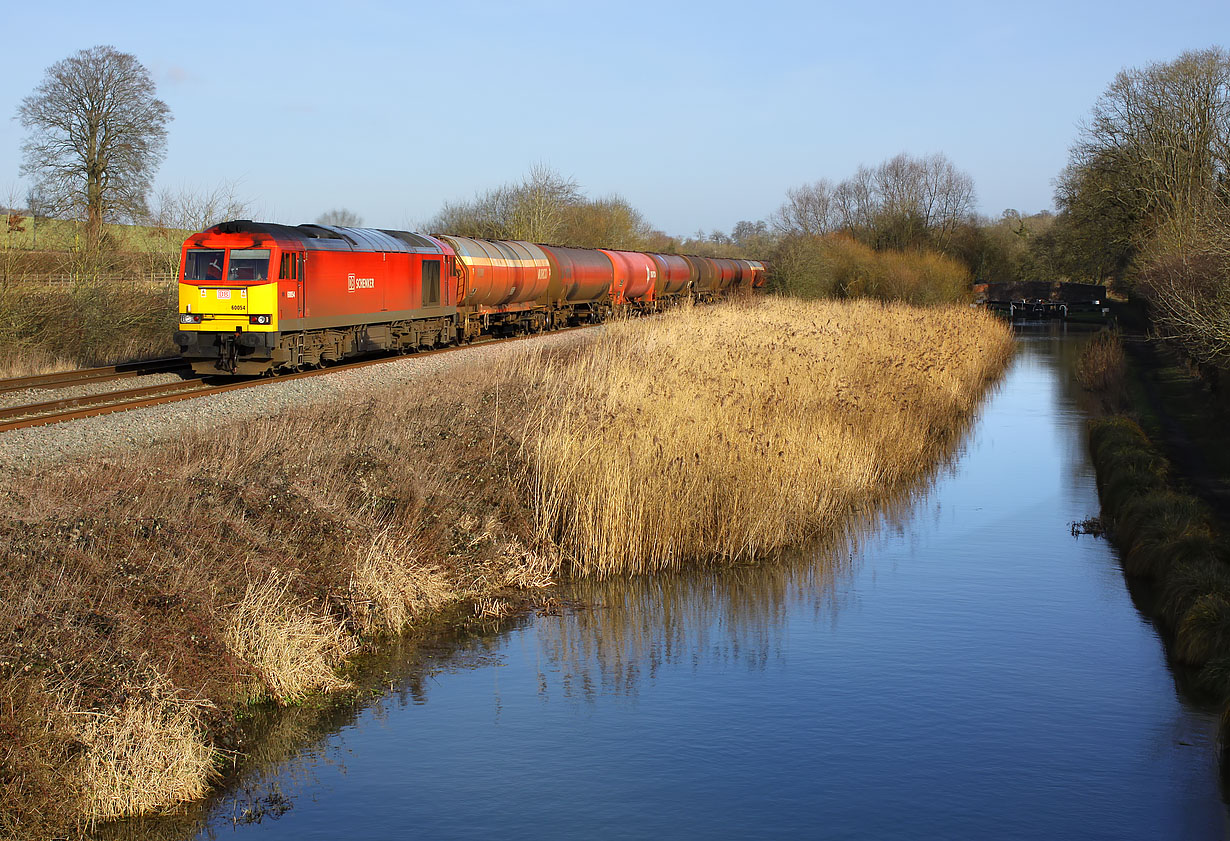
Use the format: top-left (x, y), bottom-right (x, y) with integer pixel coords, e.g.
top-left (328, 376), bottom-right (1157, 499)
top-left (0, 357), bottom-right (188, 395)
top-left (0, 328), bottom-right (590, 434)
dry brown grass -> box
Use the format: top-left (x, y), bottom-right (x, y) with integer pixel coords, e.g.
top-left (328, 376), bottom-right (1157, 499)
top-left (223, 573), bottom-right (355, 705)
top-left (773, 234), bottom-right (972, 303)
top-left (522, 297), bottom-right (1013, 575)
top-left (345, 532), bottom-right (455, 637)
top-left (60, 672), bottom-right (217, 822)
top-left (0, 346), bottom-right (76, 379)
top-left (0, 348), bottom-right (550, 834)
top-left (0, 282), bottom-right (176, 378)
top-left (1076, 330), bottom-right (1128, 411)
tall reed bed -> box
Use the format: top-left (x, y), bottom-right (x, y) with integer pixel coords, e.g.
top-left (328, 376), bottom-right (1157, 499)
top-left (522, 298), bottom-right (1013, 576)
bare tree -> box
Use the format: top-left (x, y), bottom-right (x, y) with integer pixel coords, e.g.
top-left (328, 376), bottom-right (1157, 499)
top-left (833, 166), bottom-right (877, 233)
top-left (558, 195), bottom-right (651, 250)
top-left (144, 182), bottom-right (254, 276)
top-left (427, 164), bottom-right (582, 242)
top-left (1069, 47), bottom-right (1230, 253)
top-left (25, 186), bottom-right (51, 250)
top-left (916, 153), bottom-right (977, 248)
top-left (502, 164), bottom-right (581, 242)
top-left (1136, 248), bottom-right (1230, 366)
top-left (775, 154), bottom-right (974, 250)
top-left (772, 180), bottom-right (837, 236)
top-left (16, 45), bottom-right (171, 250)
top-left (316, 208), bottom-right (364, 227)
top-left (872, 153), bottom-right (975, 249)
top-left (151, 181), bottom-right (252, 232)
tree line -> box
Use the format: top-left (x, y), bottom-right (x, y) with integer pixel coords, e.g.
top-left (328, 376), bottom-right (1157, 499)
top-left (24, 42), bottom-right (1185, 312)
top-left (1047, 47), bottom-right (1230, 368)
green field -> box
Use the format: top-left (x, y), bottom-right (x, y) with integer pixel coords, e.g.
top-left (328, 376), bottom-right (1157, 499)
top-left (2, 215), bottom-right (191, 254)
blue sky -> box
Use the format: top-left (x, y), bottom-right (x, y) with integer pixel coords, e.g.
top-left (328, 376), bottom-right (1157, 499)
top-left (2, 0), bottom-right (1227, 235)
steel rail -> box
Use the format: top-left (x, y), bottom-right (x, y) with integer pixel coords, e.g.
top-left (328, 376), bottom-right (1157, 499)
top-left (0, 326), bottom-right (592, 434)
top-left (0, 357), bottom-right (189, 395)
top-left (0, 377), bottom-right (208, 424)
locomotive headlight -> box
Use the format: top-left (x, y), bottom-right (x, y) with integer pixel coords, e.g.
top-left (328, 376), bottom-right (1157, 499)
top-left (179, 313), bottom-right (202, 324)
top-left (249, 315), bottom-right (271, 325)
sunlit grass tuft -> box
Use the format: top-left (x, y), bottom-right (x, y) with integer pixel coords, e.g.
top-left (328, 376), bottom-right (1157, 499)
top-left (61, 672), bottom-right (217, 821)
top-left (223, 572), bottom-right (355, 705)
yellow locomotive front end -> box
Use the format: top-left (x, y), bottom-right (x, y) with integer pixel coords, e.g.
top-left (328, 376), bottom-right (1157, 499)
top-left (174, 239), bottom-right (285, 375)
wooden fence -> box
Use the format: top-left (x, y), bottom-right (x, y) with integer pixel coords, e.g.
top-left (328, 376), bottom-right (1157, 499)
top-left (0, 272), bottom-right (177, 289)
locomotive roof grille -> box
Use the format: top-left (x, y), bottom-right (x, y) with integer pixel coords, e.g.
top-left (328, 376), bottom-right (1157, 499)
top-left (207, 220), bottom-right (445, 255)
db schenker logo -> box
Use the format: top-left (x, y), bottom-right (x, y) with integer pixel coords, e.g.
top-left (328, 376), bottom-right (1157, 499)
top-left (347, 273), bottom-right (375, 293)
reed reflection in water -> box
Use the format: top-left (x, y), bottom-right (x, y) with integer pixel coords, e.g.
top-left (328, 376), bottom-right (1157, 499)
top-left (538, 523), bottom-right (893, 702)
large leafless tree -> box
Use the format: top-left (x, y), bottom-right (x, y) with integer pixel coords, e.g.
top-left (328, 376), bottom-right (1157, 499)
top-left (773, 153), bottom-right (975, 250)
top-left (1066, 47), bottom-right (1230, 253)
top-left (17, 45), bottom-right (171, 249)
top-left (1061, 48), bottom-right (1230, 362)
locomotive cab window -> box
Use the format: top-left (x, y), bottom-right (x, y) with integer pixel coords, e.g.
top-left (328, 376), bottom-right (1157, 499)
top-left (228, 249), bottom-right (270, 281)
top-left (423, 260), bottom-right (440, 305)
top-left (185, 249), bottom-right (225, 281)
top-left (279, 252), bottom-right (298, 280)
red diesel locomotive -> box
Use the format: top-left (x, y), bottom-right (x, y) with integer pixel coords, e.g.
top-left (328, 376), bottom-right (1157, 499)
top-left (173, 220), bottom-right (766, 375)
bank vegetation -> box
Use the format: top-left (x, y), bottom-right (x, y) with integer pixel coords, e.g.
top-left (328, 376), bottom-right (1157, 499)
top-left (1076, 327), bottom-right (1230, 768)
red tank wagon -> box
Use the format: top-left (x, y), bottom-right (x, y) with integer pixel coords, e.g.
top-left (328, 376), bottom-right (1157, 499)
top-left (681, 255), bottom-right (721, 300)
top-left (601, 249), bottom-right (657, 307)
top-left (739, 260), bottom-right (767, 288)
top-left (649, 253), bottom-right (694, 299)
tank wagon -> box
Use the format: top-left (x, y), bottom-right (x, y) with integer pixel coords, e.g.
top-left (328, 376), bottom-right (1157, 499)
top-left (173, 220), bottom-right (766, 375)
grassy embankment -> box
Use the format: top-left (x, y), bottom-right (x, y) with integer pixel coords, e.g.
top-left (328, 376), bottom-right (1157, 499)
top-left (0, 298), bottom-right (1013, 838)
top-left (0, 218), bottom-right (185, 377)
top-left (1076, 331), bottom-right (1230, 750)
top-left (1, 217), bottom-right (184, 257)
top-left (0, 282), bottom-right (177, 378)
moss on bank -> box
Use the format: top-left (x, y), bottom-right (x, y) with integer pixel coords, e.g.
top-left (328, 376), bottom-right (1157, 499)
top-left (1079, 332), bottom-right (1230, 771)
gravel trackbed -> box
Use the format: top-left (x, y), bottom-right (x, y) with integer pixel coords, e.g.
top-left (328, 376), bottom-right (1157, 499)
top-left (0, 328), bottom-right (597, 470)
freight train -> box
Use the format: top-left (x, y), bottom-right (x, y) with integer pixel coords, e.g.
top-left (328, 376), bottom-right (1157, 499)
top-left (173, 220), bottom-right (766, 375)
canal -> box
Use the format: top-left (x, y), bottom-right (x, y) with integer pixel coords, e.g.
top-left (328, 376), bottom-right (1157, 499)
top-left (113, 325), bottom-right (1228, 840)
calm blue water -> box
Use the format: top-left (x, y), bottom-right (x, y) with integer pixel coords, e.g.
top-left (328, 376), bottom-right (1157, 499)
top-left (120, 326), bottom-right (1229, 840)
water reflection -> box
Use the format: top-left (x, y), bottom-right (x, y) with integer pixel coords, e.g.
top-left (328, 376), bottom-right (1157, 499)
top-left (540, 551), bottom-right (857, 701)
top-left (95, 628), bottom-right (529, 841)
